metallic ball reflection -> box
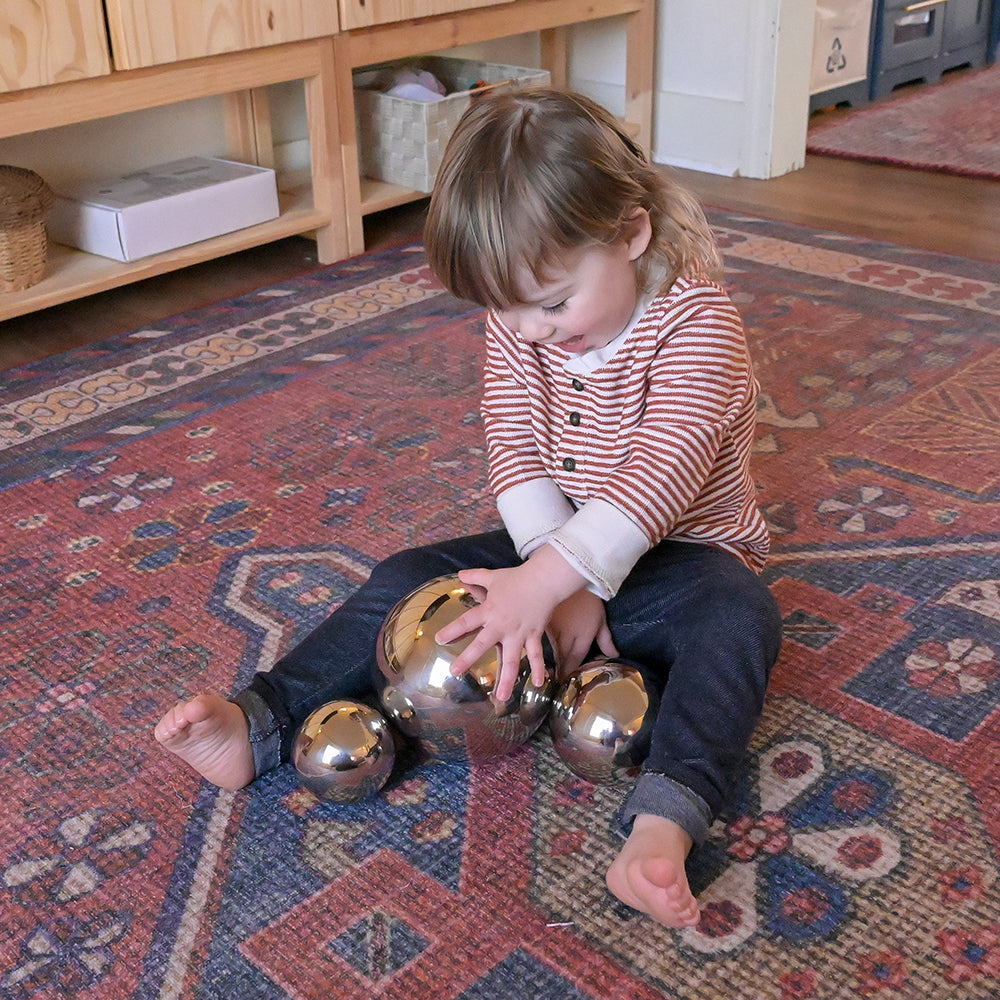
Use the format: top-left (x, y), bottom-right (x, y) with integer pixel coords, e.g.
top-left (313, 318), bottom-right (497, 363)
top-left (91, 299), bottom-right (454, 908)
top-left (549, 658), bottom-right (658, 784)
top-left (292, 700), bottom-right (395, 802)
top-left (374, 574), bottom-right (553, 761)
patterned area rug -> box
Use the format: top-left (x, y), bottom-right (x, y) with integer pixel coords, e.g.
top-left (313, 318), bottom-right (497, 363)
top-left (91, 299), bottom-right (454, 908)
top-left (807, 63), bottom-right (1000, 180)
top-left (3, 213), bottom-right (1000, 1000)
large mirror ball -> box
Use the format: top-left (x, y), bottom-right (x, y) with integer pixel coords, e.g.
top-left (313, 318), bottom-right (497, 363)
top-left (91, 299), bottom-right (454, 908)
top-left (374, 574), bottom-right (554, 762)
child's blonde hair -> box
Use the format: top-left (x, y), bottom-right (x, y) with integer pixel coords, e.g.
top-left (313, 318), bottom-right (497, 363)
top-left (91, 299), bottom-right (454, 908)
top-left (424, 88), bottom-right (722, 311)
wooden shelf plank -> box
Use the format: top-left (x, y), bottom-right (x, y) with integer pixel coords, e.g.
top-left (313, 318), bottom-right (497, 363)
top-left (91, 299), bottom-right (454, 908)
top-left (0, 190), bottom-right (326, 321)
top-left (343, 0), bottom-right (645, 67)
top-left (360, 178), bottom-right (428, 216)
top-left (0, 40), bottom-right (327, 139)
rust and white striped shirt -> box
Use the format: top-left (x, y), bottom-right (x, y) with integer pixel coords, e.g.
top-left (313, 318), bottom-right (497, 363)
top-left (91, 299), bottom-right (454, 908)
top-left (481, 275), bottom-right (770, 598)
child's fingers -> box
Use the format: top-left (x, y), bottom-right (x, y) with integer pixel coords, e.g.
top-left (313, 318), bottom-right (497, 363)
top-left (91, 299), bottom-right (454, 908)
top-left (456, 568), bottom-right (491, 600)
top-left (526, 634), bottom-right (547, 688)
top-left (596, 623), bottom-right (619, 658)
top-left (435, 606), bottom-right (482, 645)
top-left (444, 638), bottom-right (485, 677)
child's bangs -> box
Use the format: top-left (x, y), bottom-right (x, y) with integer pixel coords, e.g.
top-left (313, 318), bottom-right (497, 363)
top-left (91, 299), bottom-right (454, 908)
top-left (446, 182), bottom-right (571, 312)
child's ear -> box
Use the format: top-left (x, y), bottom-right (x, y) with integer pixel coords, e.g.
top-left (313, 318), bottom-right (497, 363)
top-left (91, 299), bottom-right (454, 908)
top-left (625, 208), bottom-right (653, 261)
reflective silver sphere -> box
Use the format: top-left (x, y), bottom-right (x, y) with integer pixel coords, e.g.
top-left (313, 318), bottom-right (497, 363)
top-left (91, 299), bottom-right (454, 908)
top-left (549, 659), bottom-right (658, 784)
top-left (374, 574), bottom-right (553, 761)
top-left (292, 700), bottom-right (395, 802)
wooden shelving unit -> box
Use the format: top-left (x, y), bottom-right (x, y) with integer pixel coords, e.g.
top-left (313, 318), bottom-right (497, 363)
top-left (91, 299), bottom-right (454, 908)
top-left (337, 0), bottom-right (656, 254)
top-left (0, 0), bottom-right (655, 321)
top-left (0, 37), bottom-right (347, 322)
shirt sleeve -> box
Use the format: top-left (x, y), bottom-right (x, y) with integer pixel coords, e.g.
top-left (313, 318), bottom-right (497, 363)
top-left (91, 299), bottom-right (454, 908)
top-left (480, 312), bottom-right (548, 490)
top-left (548, 498), bottom-right (650, 599)
top-left (481, 312), bottom-right (576, 553)
top-left (495, 478), bottom-right (576, 558)
top-left (590, 285), bottom-right (756, 549)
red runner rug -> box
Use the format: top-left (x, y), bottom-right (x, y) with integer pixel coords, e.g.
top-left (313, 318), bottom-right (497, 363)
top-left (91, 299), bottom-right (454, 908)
top-left (3, 213), bottom-right (1000, 999)
top-left (807, 63), bottom-right (1000, 180)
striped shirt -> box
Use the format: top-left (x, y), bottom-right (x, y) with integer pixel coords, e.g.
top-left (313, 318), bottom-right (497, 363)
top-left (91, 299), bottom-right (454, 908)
top-left (481, 275), bottom-right (770, 599)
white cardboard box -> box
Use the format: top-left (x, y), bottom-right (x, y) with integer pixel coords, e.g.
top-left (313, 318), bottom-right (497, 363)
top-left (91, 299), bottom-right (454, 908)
top-left (47, 156), bottom-right (280, 262)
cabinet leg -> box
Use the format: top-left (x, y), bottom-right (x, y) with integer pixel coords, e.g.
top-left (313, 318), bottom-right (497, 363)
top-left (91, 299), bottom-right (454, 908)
top-left (306, 38), bottom-right (351, 264)
top-left (540, 27), bottom-right (570, 88)
top-left (224, 88), bottom-right (274, 168)
top-left (333, 33), bottom-right (366, 257)
top-left (626, 0), bottom-right (656, 154)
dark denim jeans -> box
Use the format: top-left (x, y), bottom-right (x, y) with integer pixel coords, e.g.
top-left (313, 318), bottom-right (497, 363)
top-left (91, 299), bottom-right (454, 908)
top-left (235, 530), bottom-right (782, 844)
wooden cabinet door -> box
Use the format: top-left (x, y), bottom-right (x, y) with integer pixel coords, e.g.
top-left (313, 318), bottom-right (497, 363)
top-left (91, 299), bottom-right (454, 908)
top-left (339, 0), bottom-right (510, 31)
top-left (105, 0), bottom-right (340, 70)
top-left (0, 0), bottom-right (111, 93)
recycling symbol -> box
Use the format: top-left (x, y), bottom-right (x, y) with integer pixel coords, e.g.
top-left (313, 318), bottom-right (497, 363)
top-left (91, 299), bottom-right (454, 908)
top-left (827, 37), bottom-right (848, 73)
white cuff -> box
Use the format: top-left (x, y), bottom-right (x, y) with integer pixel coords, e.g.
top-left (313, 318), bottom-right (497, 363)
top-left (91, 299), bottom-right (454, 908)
top-left (495, 479), bottom-right (576, 558)
top-left (549, 499), bottom-right (651, 599)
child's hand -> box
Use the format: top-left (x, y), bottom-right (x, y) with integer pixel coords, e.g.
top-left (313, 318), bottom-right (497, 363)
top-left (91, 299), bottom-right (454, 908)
top-left (547, 590), bottom-right (618, 678)
top-left (435, 546), bottom-right (585, 701)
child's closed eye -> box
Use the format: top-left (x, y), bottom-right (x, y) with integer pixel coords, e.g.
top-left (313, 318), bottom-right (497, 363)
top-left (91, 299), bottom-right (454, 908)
top-left (542, 301), bottom-right (568, 316)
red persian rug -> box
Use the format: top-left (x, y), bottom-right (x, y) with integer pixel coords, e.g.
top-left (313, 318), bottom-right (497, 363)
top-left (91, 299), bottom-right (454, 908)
top-left (3, 212), bottom-right (1000, 1000)
top-left (807, 63), bottom-right (1000, 180)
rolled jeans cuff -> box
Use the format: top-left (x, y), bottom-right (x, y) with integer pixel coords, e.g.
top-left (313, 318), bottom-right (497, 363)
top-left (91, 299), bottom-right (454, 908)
top-left (231, 689), bottom-right (282, 778)
top-left (619, 771), bottom-right (713, 846)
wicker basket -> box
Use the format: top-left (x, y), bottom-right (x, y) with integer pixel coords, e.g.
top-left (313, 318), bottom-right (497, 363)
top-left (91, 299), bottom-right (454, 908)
top-left (0, 165), bottom-right (55, 293)
top-left (354, 57), bottom-right (550, 193)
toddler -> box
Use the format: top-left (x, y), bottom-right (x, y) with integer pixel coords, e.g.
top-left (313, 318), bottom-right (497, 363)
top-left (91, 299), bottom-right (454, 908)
top-left (155, 88), bottom-right (782, 930)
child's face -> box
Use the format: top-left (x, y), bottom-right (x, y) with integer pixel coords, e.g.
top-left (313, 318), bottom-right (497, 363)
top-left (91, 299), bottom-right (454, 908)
top-left (498, 212), bottom-right (652, 355)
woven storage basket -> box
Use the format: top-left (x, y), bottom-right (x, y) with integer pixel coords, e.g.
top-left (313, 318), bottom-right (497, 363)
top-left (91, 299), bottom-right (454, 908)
top-left (0, 165), bottom-right (54, 293)
top-left (354, 57), bottom-right (550, 193)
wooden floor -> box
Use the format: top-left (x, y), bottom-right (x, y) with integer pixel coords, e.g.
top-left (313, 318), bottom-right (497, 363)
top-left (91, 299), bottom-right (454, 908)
top-left (2, 147), bottom-right (998, 372)
top-left (677, 153), bottom-right (1000, 262)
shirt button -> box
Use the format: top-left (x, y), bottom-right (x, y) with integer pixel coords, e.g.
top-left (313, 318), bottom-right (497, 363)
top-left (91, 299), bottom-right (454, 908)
top-left (571, 378), bottom-right (585, 391)
top-left (562, 457), bottom-right (576, 471)
top-left (569, 411), bottom-right (581, 426)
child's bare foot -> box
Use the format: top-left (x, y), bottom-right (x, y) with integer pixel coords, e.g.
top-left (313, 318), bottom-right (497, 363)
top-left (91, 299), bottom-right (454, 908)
top-left (154, 694), bottom-right (254, 791)
top-left (606, 813), bottom-right (700, 928)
